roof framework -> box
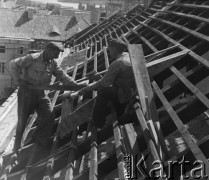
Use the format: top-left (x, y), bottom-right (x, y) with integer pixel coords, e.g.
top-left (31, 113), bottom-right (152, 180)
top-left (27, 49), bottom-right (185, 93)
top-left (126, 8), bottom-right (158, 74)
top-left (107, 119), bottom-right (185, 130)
top-left (1, 0), bottom-right (209, 179)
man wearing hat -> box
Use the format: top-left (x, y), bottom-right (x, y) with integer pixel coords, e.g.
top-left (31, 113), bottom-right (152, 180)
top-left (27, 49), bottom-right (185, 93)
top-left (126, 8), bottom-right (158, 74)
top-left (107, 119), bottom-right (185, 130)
top-left (10, 41), bottom-right (87, 152)
top-left (78, 38), bottom-right (137, 128)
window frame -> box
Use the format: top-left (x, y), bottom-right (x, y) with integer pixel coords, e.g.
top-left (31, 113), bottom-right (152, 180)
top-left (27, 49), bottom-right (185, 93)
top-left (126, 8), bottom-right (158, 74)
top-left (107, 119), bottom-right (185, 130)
top-left (0, 46), bottom-right (6, 53)
top-left (0, 62), bottom-right (5, 74)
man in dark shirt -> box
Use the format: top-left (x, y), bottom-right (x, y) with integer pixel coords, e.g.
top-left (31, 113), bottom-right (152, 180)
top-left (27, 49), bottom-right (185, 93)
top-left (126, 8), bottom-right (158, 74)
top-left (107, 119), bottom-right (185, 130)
top-left (10, 42), bottom-right (87, 152)
top-left (79, 38), bottom-right (137, 128)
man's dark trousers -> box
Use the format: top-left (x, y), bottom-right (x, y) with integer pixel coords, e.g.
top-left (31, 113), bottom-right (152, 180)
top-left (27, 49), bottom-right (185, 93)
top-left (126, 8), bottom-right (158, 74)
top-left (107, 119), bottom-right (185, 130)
top-left (14, 86), bottom-right (55, 151)
top-left (92, 87), bottom-right (127, 128)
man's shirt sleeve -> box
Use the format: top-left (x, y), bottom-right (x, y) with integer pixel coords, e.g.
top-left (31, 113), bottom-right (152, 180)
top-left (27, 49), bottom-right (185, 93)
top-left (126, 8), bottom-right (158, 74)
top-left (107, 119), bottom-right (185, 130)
top-left (10, 54), bottom-right (33, 81)
top-left (53, 60), bottom-right (78, 86)
top-left (99, 60), bottom-right (121, 87)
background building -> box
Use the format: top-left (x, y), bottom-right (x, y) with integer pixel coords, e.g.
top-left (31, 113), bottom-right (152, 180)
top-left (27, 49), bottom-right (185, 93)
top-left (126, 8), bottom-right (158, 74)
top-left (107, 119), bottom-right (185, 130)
top-left (0, 7), bottom-right (90, 100)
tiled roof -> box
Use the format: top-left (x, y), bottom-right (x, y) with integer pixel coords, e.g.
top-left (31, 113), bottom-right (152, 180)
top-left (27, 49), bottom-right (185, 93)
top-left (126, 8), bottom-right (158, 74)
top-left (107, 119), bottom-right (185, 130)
top-left (0, 0), bottom-right (16, 9)
top-left (0, 8), bottom-right (89, 41)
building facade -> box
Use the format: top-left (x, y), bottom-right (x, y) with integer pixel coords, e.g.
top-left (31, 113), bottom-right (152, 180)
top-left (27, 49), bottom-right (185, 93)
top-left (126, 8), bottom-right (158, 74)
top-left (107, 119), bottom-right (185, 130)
top-left (0, 37), bottom-right (33, 98)
top-left (0, 8), bottom-right (90, 100)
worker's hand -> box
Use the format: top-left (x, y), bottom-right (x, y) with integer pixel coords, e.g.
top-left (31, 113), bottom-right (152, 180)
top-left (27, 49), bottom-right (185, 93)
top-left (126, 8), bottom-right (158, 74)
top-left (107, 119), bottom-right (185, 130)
top-left (78, 85), bottom-right (91, 96)
top-left (70, 92), bottom-right (79, 99)
top-left (77, 81), bottom-right (88, 89)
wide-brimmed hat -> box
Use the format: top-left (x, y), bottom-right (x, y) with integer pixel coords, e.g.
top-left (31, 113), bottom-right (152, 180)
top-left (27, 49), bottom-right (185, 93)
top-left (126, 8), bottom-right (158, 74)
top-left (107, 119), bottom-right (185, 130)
top-left (46, 42), bottom-right (64, 52)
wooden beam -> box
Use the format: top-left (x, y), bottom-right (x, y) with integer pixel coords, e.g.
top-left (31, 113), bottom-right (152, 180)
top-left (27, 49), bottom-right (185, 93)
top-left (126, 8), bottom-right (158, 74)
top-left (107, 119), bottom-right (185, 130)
top-left (150, 16), bottom-right (209, 43)
top-left (131, 28), bottom-right (158, 53)
top-left (170, 66), bottom-right (209, 109)
top-left (89, 58), bottom-right (98, 180)
top-left (162, 10), bottom-right (209, 24)
top-left (137, 21), bottom-right (209, 69)
top-left (103, 47), bottom-right (109, 69)
top-left (145, 44), bottom-right (179, 62)
top-left (134, 102), bottom-right (164, 179)
top-left (168, 3), bottom-right (209, 10)
top-left (152, 80), bottom-right (209, 175)
top-left (128, 44), bottom-right (168, 160)
top-left (61, 99), bottom-right (95, 133)
top-left (111, 106), bottom-right (126, 179)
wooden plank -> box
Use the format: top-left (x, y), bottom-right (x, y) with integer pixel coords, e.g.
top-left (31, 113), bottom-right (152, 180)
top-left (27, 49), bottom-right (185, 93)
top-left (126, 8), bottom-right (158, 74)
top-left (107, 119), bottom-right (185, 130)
top-left (72, 62), bottom-right (78, 80)
top-left (128, 44), bottom-right (168, 160)
top-left (104, 35), bottom-right (108, 47)
top-left (147, 49), bottom-right (190, 77)
top-left (121, 34), bottom-right (129, 45)
top-left (121, 124), bottom-right (141, 178)
top-left (110, 106), bottom-right (126, 179)
top-left (27, 84), bottom-right (80, 91)
top-left (131, 28), bottom-right (158, 53)
top-left (108, 29), bottom-right (113, 38)
top-left (89, 56), bottom-right (98, 179)
top-left (170, 66), bottom-right (209, 109)
top-left (134, 102), bottom-right (164, 179)
top-left (89, 45), bottom-right (93, 59)
top-left (99, 37), bottom-right (103, 52)
top-left (89, 123), bottom-right (97, 180)
top-left (94, 52), bottom-right (98, 73)
top-left (94, 41), bottom-right (97, 59)
top-left (145, 44), bottom-right (179, 62)
top-left (82, 57), bottom-right (88, 78)
top-left (152, 80), bottom-right (209, 175)
top-left (103, 47), bottom-right (109, 69)
top-left (113, 28), bottom-right (119, 39)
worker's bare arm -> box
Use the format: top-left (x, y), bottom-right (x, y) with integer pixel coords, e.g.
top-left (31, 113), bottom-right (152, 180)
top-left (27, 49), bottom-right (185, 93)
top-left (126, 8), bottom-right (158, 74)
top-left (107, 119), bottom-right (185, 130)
top-left (53, 60), bottom-right (87, 90)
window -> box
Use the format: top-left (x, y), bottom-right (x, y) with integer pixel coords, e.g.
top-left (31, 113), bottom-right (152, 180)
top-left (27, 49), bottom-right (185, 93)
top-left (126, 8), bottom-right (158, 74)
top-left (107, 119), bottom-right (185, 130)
top-left (0, 63), bottom-right (5, 74)
top-left (0, 46), bottom-right (6, 53)
top-left (17, 47), bottom-right (24, 54)
top-left (37, 45), bottom-right (45, 50)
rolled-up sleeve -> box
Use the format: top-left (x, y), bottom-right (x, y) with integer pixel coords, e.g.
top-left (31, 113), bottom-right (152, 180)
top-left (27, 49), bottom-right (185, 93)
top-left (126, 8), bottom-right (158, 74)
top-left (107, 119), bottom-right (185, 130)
top-left (10, 54), bottom-right (33, 81)
top-left (53, 60), bottom-right (78, 86)
top-left (87, 60), bottom-right (121, 90)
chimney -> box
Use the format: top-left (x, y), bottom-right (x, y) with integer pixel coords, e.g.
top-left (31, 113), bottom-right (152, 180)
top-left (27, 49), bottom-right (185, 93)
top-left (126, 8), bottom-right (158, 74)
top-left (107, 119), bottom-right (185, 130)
top-left (27, 7), bottom-right (34, 19)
